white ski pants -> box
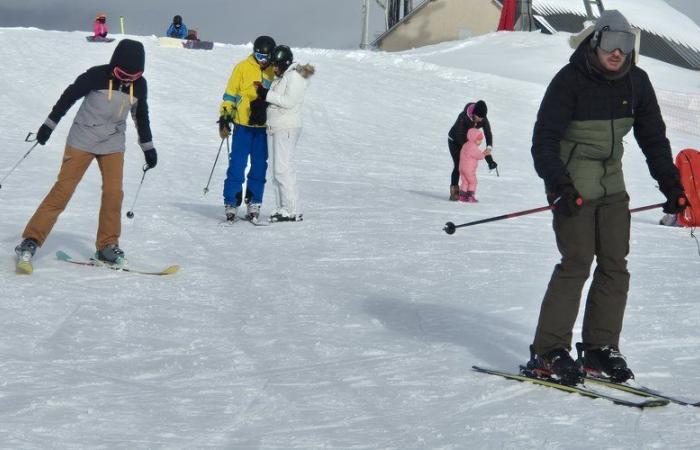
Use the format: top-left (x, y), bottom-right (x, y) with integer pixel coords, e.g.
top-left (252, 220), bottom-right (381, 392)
top-left (267, 128), bottom-right (301, 215)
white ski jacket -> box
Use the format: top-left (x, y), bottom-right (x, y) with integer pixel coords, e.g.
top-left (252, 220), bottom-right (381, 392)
top-left (266, 64), bottom-right (313, 132)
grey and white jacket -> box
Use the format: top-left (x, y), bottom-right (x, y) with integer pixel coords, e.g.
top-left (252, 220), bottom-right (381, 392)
top-left (43, 39), bottom-right (153, 155)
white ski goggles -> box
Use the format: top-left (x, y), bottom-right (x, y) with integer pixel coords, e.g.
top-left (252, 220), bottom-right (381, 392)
top-left (599, 30), bottom-right (635, 54)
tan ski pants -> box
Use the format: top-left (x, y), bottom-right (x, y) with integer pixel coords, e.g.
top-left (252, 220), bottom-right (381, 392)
top-left (22, 146), bottom-right (124, 251)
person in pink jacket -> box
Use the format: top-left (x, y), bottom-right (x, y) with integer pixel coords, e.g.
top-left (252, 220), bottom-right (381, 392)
top-left (458, 128), bottom-right (491, 202)
top-left (93, 13), bottom-right (108, 38)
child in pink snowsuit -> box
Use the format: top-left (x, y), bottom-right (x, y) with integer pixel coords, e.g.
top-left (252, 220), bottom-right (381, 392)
top-left (93, 14), bottom-right (108, 38)
top-left (459, 128), bottom-right (491, 202)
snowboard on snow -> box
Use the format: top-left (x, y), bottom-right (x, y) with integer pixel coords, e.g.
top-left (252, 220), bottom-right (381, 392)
top-left (183, 40), bottom-right (213, 50)
top-left (86, 36), bottom-right (115, 43)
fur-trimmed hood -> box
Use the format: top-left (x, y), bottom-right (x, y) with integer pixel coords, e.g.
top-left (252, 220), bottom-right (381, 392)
top-left (294, 64), bottom-right (315, 79)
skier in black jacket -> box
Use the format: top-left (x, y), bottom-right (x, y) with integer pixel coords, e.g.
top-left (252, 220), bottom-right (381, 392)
top-left (526, 10), bottom-right (687, 384)
top-left (447, 100), bottom-right (497, 200)
top-left (14, 39), bottom-right (157, 273)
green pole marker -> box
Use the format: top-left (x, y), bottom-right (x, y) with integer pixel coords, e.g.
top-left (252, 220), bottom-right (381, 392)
top-left (120, 16), bottom-right (125, 34)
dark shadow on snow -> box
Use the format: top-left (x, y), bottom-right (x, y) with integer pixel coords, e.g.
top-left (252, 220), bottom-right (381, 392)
top-left (170, 202), bottom-right (222, 221)
top-left (363, 297), bottom-right (531, 369)
top-left (407, 189), bottom-right (448, 201)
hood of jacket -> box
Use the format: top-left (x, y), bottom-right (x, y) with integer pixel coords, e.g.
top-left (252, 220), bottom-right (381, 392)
top-left (110, 39), bottom-right (145, 74)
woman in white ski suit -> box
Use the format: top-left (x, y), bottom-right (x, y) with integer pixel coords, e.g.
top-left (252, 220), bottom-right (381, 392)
top-left (265, 57), bottom-right (315, 221)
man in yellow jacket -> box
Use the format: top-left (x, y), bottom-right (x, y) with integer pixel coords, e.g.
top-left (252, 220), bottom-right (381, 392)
top-left (218, 35), bottom-right (276, 222)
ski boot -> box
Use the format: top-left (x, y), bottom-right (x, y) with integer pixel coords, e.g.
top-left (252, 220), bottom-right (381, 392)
top-left (95, 244), bottom-right (127, 268)
top-left (15, 238), bottom-right (38, 274)
top-left (225, 204), bottom-right (238, 223)
top-left (576, 343), bottom-right (634, 383)
top-left (269, 208), bottom-right (303, 223)
top-left (245, 203), bottom-right (261, 222)
top-left (524, 345), bottom-right (584, 386)
top-left (270, 213), bottom-right (303, 222)
top-left (466, 191), bottom-right (478, 203)
top-left (458, 190), bottom-right (469, 202)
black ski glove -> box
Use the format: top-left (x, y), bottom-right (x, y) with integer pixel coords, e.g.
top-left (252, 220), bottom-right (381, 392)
top-left (256, 83), bottom-right (269, 101)
top-left (248, 97), bottom-right (268, 126)
top-left (548, 175), bottom-right (583, 217)
top-left (36, 124), bottom-right (53, 145)
top-left (659, 177), bottom-right (687, 214)
top-left (218, 116), bottom-right (232, 139)
top-left (485, 154), bottom-right (498, 170)
top-left (144, 148), bottom-right (158, 169)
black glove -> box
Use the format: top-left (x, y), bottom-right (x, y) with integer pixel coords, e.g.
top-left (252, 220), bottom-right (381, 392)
top-left (659, 177), bottom-right (687, 214)
top-left (36, 124), bottom-right (53, 145)
top-left (248, 97), bottom-right (268, 126)
top-left (218, 115), bottom-right (232, 139)
top-left (144, 148), bottom-right (158, 169)
top-left (548, 176), bottom-right (583, 217)
top-left (256, 83), bottom-right (269, 101)
top-left (485, 154), bottom-right (498, 170)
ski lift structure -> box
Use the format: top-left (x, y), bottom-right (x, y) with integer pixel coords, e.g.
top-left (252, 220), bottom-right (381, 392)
top-left (367, 0), bottom-right (700, 71)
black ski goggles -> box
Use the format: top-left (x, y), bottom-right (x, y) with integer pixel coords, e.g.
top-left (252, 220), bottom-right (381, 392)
top-left (598, 30), bottom-right (635, 54)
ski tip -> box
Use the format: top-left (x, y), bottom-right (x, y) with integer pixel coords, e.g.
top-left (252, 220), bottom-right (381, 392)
top-left (638, 399), bottom-right (670, 408)
top-left (162, 265), bottom-right (180, 275)
top-left (55, 250), bottom-right (72, 261)
top-left (16, 261), bottom-right (33, 275)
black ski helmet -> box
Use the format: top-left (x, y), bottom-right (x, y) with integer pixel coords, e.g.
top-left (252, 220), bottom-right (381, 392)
top-left (253, 36), bottom-right (276, 56)
top-left (270, 45), bottom-right (294, 72)
top-left (173, 15), bottom-right (182, 26)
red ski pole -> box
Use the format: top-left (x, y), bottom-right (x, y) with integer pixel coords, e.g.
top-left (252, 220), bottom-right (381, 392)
top-left (443, 201), bottom-right (669, 235)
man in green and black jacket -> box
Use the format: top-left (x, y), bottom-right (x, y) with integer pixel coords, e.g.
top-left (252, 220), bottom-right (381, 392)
top-left (526, 10), bottom-right (687, 385)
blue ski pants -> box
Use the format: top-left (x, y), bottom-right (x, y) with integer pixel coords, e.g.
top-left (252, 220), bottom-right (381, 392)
top-left (223, 124), bottom-right (268, 206)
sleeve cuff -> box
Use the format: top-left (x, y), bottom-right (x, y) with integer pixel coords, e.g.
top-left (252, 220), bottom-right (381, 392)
top-left (44, 118), bottom-right (58, 130)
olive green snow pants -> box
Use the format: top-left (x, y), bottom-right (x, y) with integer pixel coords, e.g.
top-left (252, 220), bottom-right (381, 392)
top-left (22, 146), bottom-right (124, 251)
top-left (532, 192), bottom-right (631, 355)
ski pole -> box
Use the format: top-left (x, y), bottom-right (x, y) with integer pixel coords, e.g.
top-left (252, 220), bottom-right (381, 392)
top-left (443, 205), bottom-right (552, 234)
top-left (126, 164), bottom-right (150, 219)
top-left (629, 202), bottom-right (665, 213)
top-left (0, 132), bottom-right (40, 190)
top-left (203, 137), bottom-right (228, 195)
top-left (443, 201), bottom-right (670, 235)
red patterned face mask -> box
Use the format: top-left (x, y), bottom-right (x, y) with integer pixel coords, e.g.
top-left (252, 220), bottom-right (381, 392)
top-left (113, 66), bottom-right (143, 82)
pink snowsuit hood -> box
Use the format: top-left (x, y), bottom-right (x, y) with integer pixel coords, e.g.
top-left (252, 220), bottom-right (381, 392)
top-left (466, 128), bottom-right (484, 144)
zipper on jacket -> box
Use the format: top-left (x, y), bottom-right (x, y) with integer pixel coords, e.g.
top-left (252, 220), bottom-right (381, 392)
top-left (564, 143), bottom-right (577, 169)
top-left (601, 84), bottom-right (617, 198)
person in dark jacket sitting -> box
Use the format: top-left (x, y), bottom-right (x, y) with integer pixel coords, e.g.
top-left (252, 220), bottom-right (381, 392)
top-left (447, 100), bottom-right (497, 201)
top-left (14, 39), bottom-right (158, 272)
top-left (526, 10), bottom-right (687, 385)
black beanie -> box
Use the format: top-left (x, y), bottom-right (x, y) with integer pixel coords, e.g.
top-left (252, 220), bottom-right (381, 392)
top-left (474, 100), bottom-right (487, 118)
